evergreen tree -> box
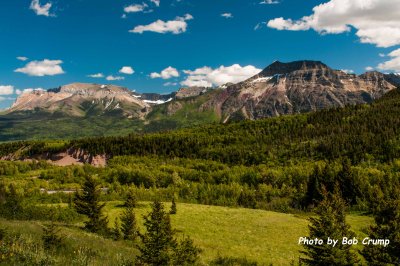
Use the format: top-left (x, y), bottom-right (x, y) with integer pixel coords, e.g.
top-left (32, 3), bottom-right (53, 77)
top-left (170, 197), bottom-right (177, 215)
top-left (73, 175), bottom-right (108, 234)
top-left (4, 184), bottom-right (23, 219)
top-left (125, 189), bottom-right (137, 209)
top-left (337, 158), bottom-right (361, 205)
top-left (300, 189), bottom-right (359, 265)
top-left (303, 166), bottom-right (324, 209)
top-left (121, 207), bottom-right (138, 241)
top-left (137, 199), bottom-right (200, 265)
top-left (173, 237), bottom-right (201, 265)
top-left (361, 199), bottom-right (400, 265)
top-left (111, 217), bottom-right (122, 241)
top-left (137, 199), bottom-right (176, 265)
top-left (42, 221), bottom-right (63, 250)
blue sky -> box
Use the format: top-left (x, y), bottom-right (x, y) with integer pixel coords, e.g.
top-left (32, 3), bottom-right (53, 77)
top-left (1, 0), bottom-right (399, 109)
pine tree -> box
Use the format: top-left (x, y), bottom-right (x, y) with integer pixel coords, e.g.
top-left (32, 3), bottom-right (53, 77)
top-left (337, 158), bottom-right (361, 205)
top-left (137, 199), bottom-right (200, 265)
top-left (361, 199), bottom-right (400, 265)
top-left (73, 175), bottom-right (108, 234)
top-left (42, 221), bottom-right (63, 250)
top-left (111, 217), bottom-right (122, 241)
top-left (173, 236), bottom-right (201, 265)
top-left (300, 189), bottom-right (359, 265)
top-left (4, 184), bottom-right (22, 219)
top-left (137, 199), bottom-right (176, 265)
top-left (121, 207), bottom-right (138, 241)
top-left (170, 197), bottom-right (177, 215)
top-left (124, 189), bottom-right (137, 209)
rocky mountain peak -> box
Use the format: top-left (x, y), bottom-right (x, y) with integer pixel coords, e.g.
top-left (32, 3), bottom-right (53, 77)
top-left (59, 83), bottom-right (131, 96)
top-left (258, 60), bottom-right (329, 77)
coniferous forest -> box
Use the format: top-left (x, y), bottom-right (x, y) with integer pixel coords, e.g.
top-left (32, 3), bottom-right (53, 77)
top-left (0, 89), bottom-right (399, 265)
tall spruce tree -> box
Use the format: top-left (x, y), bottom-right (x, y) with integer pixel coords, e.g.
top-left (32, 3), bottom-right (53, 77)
top-left (137, 199), bottom-right (200, 265)
top-left (42, 221), bottom-right (63, 250)
top-left (300, 189), bottom-right (359, 266)
top-left (137, 199), bottom-right (176, 265)
top-left (361, 199), bottom-right (400, 265)
top-left (74, 175), bottom-right (108, 234)
top-left (111, 217), bottom-right (122, 241)
top-left (120, 193), bottom-right (138, 241)
top-left (124, 189), bottom-right (137, 209)
top-left (170, 197), bottom-right (177, 215)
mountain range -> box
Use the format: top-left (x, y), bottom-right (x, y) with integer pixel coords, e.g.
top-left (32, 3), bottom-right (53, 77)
top-left (1, 60), bottom-right (399, 141)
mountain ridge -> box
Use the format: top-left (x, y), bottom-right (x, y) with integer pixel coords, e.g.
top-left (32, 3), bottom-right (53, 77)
top-left (1, 60), bottom-right (399, 141)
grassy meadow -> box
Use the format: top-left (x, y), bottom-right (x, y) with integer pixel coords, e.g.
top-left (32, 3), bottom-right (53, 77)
top-left (0, 202), bottom-right (373, 265)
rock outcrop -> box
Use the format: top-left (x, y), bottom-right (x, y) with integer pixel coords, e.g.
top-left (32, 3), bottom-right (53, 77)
top-left (8, 83), bottom-right (150, 118)
top-left (204, 61), bottom-right (400, 122)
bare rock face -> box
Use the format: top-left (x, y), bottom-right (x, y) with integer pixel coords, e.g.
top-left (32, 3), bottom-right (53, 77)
top-left (206, 61), bottom-right (400, 122)
top-left (175, 87), bottom-right (209, 99)
top-left (8, 83), bottom-right (150, 118)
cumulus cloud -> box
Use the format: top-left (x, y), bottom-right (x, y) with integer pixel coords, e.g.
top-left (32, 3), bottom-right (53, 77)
top-left (30, 0), bottom-right (53, 17)
top-left (16, 88), bottom-right (44, 95)
top-left (88, 73), bottom-right (104, 78)
top-left (267, 0), bottom-right (400, 48)
top-left (17, 56), bottom-right (28, 61)
top-left (260, 0), bottom-right (279, 4)
top-left (15, 59), bottom-right (64, 77)
top-left (181, 64), bottom-right (261, 87)
top-left (130, 14), bottom-right (193, 34)
top-left (377, 48), bottom-right (400, 72)
top-left (151, 67), bottom-right (180, 79)
top-left (221, 13), bottom-right (233, 19)
top-left (124, 3), bottom-right (148, 13)
top-left (0, 85), bottom-right (14, 95)
top-left (119, 66), bottom-right (135, 75)
top-left (164, 82), bottom-right (178, 86)
top-left (365, 66), bottom-right (374, 71)
top-left (106, 75), bottom-right (125, 81)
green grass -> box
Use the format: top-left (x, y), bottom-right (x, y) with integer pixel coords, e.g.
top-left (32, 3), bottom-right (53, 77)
top-left (0, 202), bottom-right (373, 265)
top-left (104, 201), bottom-right (372, 265)
top-left (0, 219), bottom-right (137, 266)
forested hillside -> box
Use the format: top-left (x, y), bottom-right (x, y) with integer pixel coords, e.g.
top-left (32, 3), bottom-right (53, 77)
top-left (0, 88), bottom-right (399, 265)
top-left (69, 87), bottom-right (400, 165)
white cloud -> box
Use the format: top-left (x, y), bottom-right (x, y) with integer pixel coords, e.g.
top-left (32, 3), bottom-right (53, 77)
top-left (260, 0), bottom-right (279, 4)
top-left (30, 0), bottom-right (53, 17)
top-left (181, 64), bottom-right (261, 87)
top-left (130, 14), bottom-right (193, 34)
top-left (221, 13), bottom-right (233, 19)
top-left (267, 0), bottom-right (400, 48)
top-left (151, 66), bottom-right (180, 79)
top-left (119, 66), bottom-right (135, 75)
top-left (150, 0), bottom-right (160, 7)
top-left (377, 48), bottom-right (400, 72)
top-left (17, 56), bottom-right (28, 61)
top-left (124, 3), bottom-right (148, 13)
top-left (88, 73), bottom-right (104, 78)
top-left (16, 88), bottom-right (44, 95)
top-left (365, 66), bottom-right (374, 71)
top-left (14, 59), bottom-right (64, 77)
top-left (379, 53), bottom-right (386, 58)
top-left (163, 82), bottom-right (178, 86)
top-left (0, 85), bottom-right (14, 95)
top-left (106, 75), bottom-right (125, 81)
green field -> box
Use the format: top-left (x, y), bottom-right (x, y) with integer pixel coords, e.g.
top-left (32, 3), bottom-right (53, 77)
top-left (0, 202), bottom-right (373, 265)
